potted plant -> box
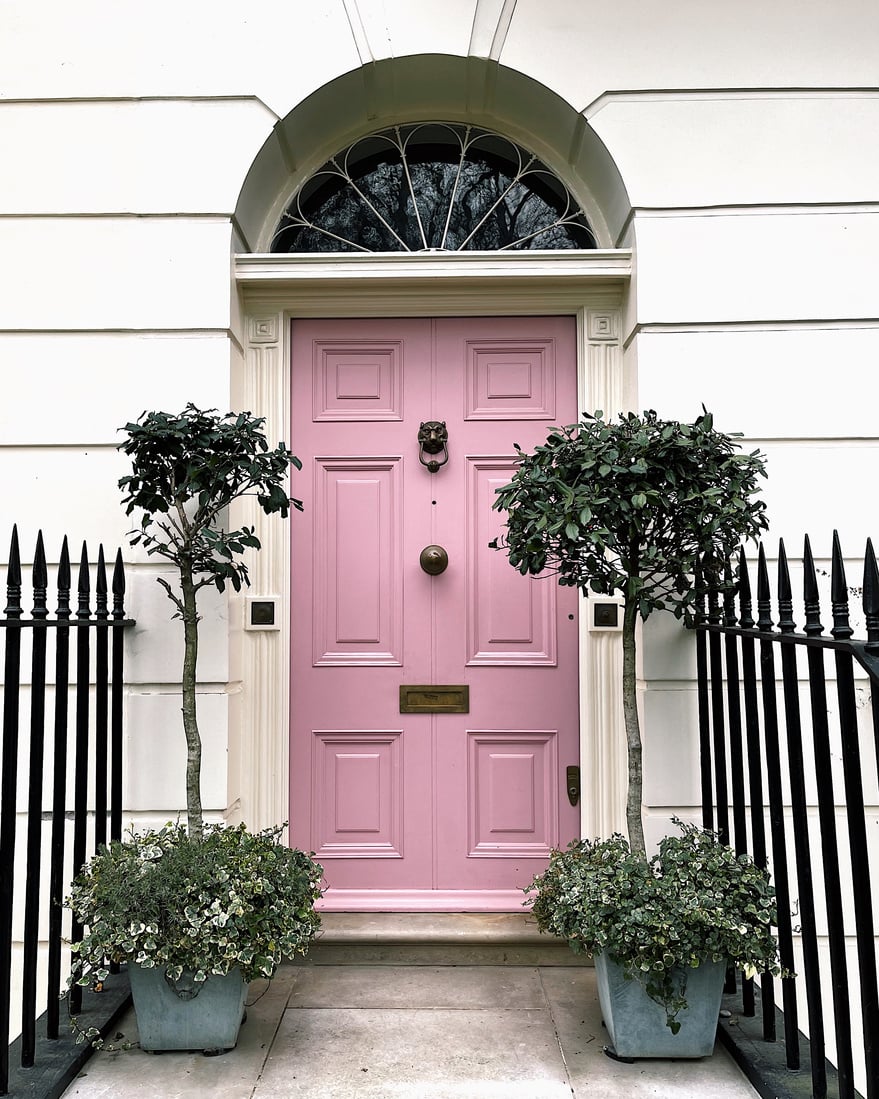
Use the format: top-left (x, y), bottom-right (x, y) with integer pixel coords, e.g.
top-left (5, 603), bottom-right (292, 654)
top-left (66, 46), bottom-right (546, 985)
top-left (526, 821), bottom-right (782, 1059)
top-left (66, 405), bottom-right (323, 1052)
top-left (491, 408), bottom-right (774, 1057)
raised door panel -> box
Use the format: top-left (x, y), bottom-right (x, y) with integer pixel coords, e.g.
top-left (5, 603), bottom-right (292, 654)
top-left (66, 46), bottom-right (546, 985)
top-left (312, 457), bottom-right (403, 665)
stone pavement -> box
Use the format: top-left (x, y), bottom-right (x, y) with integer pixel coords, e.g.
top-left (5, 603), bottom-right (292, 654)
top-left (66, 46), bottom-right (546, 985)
top-left (61, 963), bottom-right (758, 1099)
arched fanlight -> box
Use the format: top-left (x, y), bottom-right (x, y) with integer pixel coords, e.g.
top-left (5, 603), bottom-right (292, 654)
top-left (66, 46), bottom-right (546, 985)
top-left (270, 123), bottom-right (596, 253)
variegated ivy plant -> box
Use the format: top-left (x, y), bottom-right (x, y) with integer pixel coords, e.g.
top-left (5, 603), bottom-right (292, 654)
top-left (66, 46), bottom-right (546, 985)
top-left (525, 820), bottom-right (783, 1032)
top-left (66, 823), bottom-right (323, 996)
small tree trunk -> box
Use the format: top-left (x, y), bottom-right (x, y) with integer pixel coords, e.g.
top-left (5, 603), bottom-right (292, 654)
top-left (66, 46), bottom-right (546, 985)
top-left (622, 596), bottom-right (645, 857)
top-left (180, 568), bottom-right (203, 840)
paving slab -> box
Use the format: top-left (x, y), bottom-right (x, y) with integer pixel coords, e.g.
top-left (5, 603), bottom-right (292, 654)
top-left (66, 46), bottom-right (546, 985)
top-left (287, 964), bottom-right (546, 1010)
top-left (60, 962), bottom-right (759, 1099)
top-left (254, 1006), bottom-right (573, 1099)
top-left (60, 969), bottom-right (294, 1099)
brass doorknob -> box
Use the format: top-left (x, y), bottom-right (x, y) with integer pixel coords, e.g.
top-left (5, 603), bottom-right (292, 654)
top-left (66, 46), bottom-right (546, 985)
top-left (420, 545), bottom-right (448, 575)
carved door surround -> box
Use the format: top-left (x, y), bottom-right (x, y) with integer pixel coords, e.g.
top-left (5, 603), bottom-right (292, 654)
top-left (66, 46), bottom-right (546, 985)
top-left (233, 251), bottom-right (631, 850)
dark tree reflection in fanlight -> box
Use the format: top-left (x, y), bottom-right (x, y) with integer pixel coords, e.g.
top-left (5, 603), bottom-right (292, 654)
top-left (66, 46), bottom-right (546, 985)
top-left (270, 123), bottom-right (597, 253)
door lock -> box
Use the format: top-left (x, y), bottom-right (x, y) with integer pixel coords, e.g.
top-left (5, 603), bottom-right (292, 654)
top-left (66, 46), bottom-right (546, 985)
top-left (566, 765), bottom-right (580, 806)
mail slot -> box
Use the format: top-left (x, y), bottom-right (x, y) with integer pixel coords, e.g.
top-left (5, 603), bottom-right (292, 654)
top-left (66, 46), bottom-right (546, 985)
top-left (400, 685), bottom-right (469, 713)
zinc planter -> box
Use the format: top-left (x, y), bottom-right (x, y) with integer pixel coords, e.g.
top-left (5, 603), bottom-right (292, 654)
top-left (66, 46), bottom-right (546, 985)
top-left (129, 963), bottom-right (249, 1053)
top-left (595, 953), bottom-right (726, 1060)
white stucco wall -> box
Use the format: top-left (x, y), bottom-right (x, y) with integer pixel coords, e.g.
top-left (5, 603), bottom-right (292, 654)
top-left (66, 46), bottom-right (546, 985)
top-left (2, 0), bottom-right (878, 1080)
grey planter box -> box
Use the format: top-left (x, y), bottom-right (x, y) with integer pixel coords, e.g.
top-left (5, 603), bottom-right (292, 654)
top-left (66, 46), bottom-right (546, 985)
top-left (128, 963), bottom-right (249, 1053)
top-left (595, 953), bottom-right (726, 1059)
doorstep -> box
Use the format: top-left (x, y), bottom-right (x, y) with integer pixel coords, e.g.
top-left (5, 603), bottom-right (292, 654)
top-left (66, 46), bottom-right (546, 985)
top-left (295, 912), bottom-right (592, 966)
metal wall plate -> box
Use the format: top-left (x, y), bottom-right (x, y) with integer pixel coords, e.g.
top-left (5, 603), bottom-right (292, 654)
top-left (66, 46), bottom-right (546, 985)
top-left (400, 685), bottom-right (469, 713)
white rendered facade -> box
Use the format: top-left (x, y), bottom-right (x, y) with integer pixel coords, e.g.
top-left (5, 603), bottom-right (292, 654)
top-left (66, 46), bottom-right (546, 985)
top-left (1, 1), bottom-right (878, 1084)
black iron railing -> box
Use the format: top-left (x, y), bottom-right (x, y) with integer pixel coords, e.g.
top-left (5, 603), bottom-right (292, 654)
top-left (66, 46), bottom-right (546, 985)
top-left (696, 532), bottom-right (879, 1099)
top-left (0, 526), bottom-right (134, 1096)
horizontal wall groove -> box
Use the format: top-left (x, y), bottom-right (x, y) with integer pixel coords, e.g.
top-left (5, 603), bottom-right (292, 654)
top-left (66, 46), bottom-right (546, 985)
top-left (584, 86), bottom-right (879, 116)
top-left (624, 318), bottom-right (879, 348)
top-left (0, 93), bottom-right (278, 116)
top-left (632, 202), bottom-right (879, 218)
top-left (0, 212), bottom-right (234, 221)
top-left (0, 327), bottom-right (233, 336)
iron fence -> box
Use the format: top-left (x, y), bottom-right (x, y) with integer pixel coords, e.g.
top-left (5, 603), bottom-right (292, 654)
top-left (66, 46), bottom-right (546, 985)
top-left (696, 532), bottom-right (879, 1099)
top-left (0, 526), bottom-right (134, 1096)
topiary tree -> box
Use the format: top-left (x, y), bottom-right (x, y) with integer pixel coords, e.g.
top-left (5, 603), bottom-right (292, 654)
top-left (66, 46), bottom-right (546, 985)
top-left (491, 409), bottom-right (768, 855)
top-left (118, 405), bottom-right (302, 840)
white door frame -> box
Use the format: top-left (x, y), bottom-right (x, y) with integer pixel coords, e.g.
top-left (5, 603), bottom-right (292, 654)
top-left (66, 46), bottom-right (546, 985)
top-left (231, 249), bottom-right (632, 843)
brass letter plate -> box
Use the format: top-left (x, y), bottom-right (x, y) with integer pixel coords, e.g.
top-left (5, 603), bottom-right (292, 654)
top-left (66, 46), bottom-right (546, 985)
top-left (400, 685), bottom-right (469, 714)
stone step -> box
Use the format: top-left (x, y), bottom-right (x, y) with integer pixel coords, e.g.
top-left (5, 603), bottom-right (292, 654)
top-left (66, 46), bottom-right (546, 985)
top-left (297, 913), bottom-right (591, 967)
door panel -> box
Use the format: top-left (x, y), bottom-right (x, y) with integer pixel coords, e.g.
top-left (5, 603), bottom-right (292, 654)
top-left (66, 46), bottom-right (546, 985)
top-left (290, 316), bottom-right (579, 909)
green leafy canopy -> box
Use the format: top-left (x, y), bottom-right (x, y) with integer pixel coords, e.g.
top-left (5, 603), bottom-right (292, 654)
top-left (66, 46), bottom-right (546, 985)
top-left (118, 404), bottom-right (303, 605)
top-left (491, 409), bottom-right (768, 621)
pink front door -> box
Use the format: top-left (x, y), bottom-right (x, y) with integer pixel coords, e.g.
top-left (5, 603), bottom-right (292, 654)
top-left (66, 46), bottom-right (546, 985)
top-left (290, 317), bottom-right (580, 910)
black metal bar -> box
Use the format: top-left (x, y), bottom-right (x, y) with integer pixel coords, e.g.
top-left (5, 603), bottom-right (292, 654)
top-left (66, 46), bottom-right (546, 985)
top-left (736, 548), bottom-right (761, 1022)
top-left (21, 533), bottom-right (49, 1070)
top-left (695, 576), bottom-right (714, 832)
top-left (110, 550), bottom-right (126, 844)
top-left (69, 543), bottom-right (91, 1019)
top-left (721, 559), bottom-right (745, 996)
top-left (0, 527), bottom-right (23, 1097)
top-left (723, 560), bottom-right (748, 855)
top-left (756, 544), bottom-right (800, 1069)
top-left (47, 537), bottom-right (71, 1041)
top-left (802, 534), bottom-right (855, 1098)
top-left (776, 540), bottom-right (826, 1097)
top-left (94, 547), bottom-right (109, 854)
top-left (707, 573), bottom-right (730, 845)
top-left (831, 533), bottom-right (879, 1098)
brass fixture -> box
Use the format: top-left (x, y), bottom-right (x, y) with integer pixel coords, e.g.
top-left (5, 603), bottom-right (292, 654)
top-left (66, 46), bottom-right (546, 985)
top-left (418, 421), bottom-right (449, 472)
top-left (566, 765), bottom-right (581, 806)
top-left (420, 545), bottom-right (448, 575)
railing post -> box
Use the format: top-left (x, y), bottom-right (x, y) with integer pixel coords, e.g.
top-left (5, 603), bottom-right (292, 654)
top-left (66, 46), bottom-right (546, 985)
top-left (21, 533), bottom-right (49, 1069)
top-left (47, 537), bottom-right (72, 1040)
top-left (831, 532), bottom-right (879, 1097)
top-left (777, 539), bottom-right (826, 1097)
top-left (0, 527), bottom-right (23, 1096)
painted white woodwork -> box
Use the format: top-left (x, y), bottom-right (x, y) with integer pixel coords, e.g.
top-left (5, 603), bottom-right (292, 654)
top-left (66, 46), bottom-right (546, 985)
top-left (235, 257), bottom-right (628, 841)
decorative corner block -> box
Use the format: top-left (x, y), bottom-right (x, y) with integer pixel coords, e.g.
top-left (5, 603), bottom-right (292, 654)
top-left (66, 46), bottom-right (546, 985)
top-left (587, 312), bottom-right (618, 342)
top-left (249, 315), bottom-right (280, 345)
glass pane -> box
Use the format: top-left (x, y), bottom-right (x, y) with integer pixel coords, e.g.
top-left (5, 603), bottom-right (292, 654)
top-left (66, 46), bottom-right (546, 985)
top-left (270, 124), bottom-right (596, 254)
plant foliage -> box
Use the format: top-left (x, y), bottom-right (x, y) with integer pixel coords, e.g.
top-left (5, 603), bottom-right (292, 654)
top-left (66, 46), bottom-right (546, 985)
top-left (525, 821), bottom-right (782, 1032)
top-left (491, 409), bottom-right (768, 621)
top-left (491, 409), bottom-right (768, 853)
top-left (118, 405), bottom-right (302, 603)
top-left (117, 405), bottom-right (303, 836)
top-left (67, 823), bottom-right (323, 991)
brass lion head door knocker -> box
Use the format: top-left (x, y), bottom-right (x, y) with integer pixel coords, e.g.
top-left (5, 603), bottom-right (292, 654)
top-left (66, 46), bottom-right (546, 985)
top-left (417, 421), bottom-right (449, 473)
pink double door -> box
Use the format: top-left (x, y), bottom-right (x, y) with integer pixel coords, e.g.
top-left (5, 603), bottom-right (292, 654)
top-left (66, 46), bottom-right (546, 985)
top-left (290, 316), bottom-right (580, 909)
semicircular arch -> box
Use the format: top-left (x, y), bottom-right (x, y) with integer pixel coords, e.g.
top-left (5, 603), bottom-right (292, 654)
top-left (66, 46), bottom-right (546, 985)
top-left (234, 54), bottom-right (631, 252)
